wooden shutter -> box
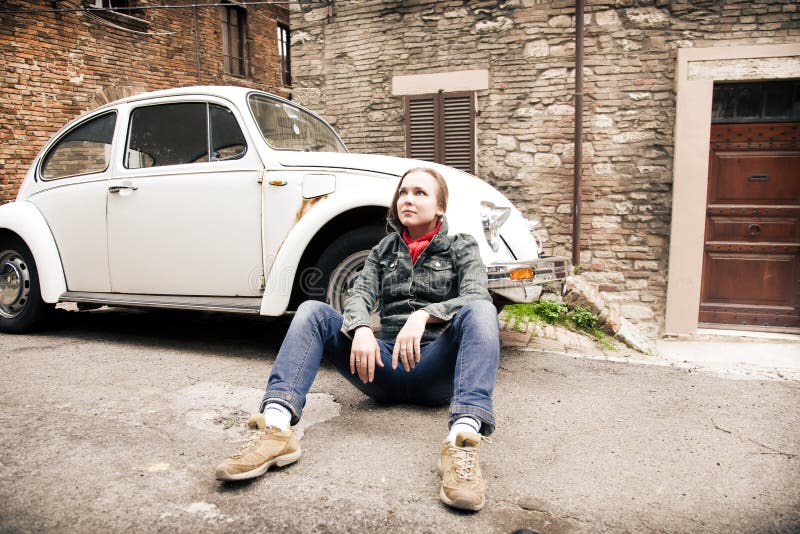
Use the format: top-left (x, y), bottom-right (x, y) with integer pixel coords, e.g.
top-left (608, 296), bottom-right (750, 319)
top-left (442, 94), bottom-right (474, 173)
top-left (405, 92), bottom-right (475, 174)
top-left (407, 96), bottom-right (437, 162)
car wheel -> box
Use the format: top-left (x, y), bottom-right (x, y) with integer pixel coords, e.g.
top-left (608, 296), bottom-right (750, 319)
top-left (0, 238), bottom-right (52, 334)
top-left (304, 225), bottom-right (386, 313)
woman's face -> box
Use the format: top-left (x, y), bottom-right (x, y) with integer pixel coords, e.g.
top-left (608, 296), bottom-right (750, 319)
top-left (396, 170), bottom-right (443, 236)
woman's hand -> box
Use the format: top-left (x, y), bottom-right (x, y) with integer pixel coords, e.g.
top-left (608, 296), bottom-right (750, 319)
top-left (392, 310), bottom-right (430, 371)
top-left (350, 326), bottom-right (383, 383)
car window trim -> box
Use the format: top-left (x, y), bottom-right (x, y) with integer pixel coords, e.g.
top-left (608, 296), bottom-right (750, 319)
top-left (123, 100), bottom-right (250, 170)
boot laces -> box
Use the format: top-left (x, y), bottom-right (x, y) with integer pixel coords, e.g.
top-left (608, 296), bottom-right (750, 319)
top-left (232, 426), bottom-right (277, 459)
top-left (452, 447), bottom-right (477, 480)
top-left (449, 436), bottom-right (489, 481)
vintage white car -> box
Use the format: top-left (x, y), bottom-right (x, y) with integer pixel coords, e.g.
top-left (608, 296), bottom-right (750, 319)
top-left (0, 86), bottom-right (569, 333)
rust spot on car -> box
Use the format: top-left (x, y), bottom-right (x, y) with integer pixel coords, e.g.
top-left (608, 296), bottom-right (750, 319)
top-left (295, 195), bottom-right (327, 222)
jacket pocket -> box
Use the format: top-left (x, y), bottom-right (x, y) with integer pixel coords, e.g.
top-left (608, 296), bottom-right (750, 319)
top-left (421, 258), bottom-right (455, 294)
top-left (380, 255), bottom-right (402, 297)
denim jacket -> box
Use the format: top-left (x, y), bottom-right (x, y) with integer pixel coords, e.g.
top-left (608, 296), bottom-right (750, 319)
top-left (341, 216), bottom-right (492, 342)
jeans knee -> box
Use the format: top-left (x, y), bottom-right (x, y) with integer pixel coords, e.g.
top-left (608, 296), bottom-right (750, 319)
top-left (295, 299), bottom-right (334, 322)
top-left (456, 300), bottom-right (499, 334)
top-left (460, 300), bottom-right (497, 320)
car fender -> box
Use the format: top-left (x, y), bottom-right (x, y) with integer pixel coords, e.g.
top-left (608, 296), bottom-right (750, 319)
top-left (260, 187), bottom-right (392, 315)
top-left (0, 201), bottom-right (67, 303)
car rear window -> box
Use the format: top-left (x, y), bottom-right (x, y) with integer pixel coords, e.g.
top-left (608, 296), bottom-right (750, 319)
top-left (41, 112), bottom-right (116, 180)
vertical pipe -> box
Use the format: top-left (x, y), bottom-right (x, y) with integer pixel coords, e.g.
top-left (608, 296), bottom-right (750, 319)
top-left (572, 0), bottom-right (585, 268)
top-left (193, 1), bottom-right (202, 83)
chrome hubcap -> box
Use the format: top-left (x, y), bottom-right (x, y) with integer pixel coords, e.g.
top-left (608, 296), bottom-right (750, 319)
top-left (326, 250), bottom-right (370, 312)
top-left (0, 251), bottom-right (31, 319)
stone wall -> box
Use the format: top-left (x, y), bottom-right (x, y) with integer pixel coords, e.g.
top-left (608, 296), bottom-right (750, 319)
top-left (0, 0), bottom-right (289, 204)
top-left (289, 0), bottom-right (799, 337)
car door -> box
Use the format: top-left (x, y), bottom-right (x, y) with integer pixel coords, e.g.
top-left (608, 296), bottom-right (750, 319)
top-left (27, 111), bottom-right (118, 293)
top-left (106, 97), bottom-right (263, 296)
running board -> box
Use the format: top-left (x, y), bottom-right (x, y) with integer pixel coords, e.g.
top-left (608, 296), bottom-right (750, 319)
top-left (60, 292), bottom-right (262, 314)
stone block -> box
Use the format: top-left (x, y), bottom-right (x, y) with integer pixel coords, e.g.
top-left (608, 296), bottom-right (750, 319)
top-left (497, 134), bottom-right (517, 150)
top-left (291, 31), bottom-right (313, 46)
top-left (524, 40), bottom-right (549, 57)
top-left (534, 153), bottom-right (562, 167)
top-left (624, 7), bottom-right (670, 28)
top-left (539, 68), bottom-right (568, 79)
top-left (593, 163), bottom-right (614, 175)
top-left (304, 7), bottom-right (329, 22)
top-left (633, 260), bottom-right (659, 271)
top-left (444, 8), bottom-right (469, 18)
top-left (514, 107), bottom-right (544, 118)
top-left (612, 131), bottom-right (656, 144)
top-left (548, 15), bottom-right (572, 28)
top-left (500, 330), bottom-right (531, 347)
top-left (506, 152), bottom-right (535, 168)
top-left (621, 303), bottom-right (654, 320)
top-left (595, 10), bottom-right (621, 27)
top-left (616, 319), bottom-right (654, 353)
top-left (475, 17), bottom-right (514, 33)
top-left (546, 104), bottom-right (575, 116)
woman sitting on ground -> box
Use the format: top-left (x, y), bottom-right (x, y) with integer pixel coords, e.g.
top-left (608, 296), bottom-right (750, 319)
top-left (215, 166), bottom-right (501, 512)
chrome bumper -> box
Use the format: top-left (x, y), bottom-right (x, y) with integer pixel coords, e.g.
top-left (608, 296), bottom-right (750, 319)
top-left (486, 256), bottom-right (570, 303)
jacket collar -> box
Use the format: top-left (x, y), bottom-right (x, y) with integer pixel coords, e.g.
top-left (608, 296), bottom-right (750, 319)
top-left (388, 215), bottom-right (450, 254)
top-left (388, 214), bottom-right (449, 237)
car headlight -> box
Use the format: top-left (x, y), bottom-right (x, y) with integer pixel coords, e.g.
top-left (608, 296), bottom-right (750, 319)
top-left (480, 201), bottom-right (510, 252)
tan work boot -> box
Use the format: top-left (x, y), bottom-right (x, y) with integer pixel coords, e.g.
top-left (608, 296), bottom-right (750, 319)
top-left (437, 431), bottom-right (487, 511)
top-left (215, 413), bottom-right (301, 482)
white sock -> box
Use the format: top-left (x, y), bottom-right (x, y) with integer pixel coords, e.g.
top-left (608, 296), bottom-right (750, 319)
top-left (262, 402), bottom-right (291, 431)
top-left (447, 416), bottom-right (481, 444)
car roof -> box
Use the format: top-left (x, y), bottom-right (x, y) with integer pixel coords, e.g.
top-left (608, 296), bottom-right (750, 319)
top-left (94, 85), bottom-right (291, 111)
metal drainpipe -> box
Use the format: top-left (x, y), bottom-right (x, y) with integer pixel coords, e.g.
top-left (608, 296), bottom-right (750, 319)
top-left (193, 1), bottom-right (202, 83)
top-left (572, 0), bottom-right (585, 268)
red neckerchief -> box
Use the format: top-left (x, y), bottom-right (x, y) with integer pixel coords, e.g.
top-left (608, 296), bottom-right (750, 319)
top-left (402, 221), bottom-right (442, 265)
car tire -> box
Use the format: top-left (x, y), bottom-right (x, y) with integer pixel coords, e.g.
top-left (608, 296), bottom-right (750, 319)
top-left (0, 237), bottom-right (53, 334)
top-left (301, 225), bottom-right (386, 313)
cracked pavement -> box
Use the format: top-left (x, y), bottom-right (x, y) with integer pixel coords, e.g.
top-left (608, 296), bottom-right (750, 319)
top-left (1, 307), bottom-right (799, 533)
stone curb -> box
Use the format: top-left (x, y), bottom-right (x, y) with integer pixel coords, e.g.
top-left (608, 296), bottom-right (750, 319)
top-left (498, 311), bottom-right (643, 359)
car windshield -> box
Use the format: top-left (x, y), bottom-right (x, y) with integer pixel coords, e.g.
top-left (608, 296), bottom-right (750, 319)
top-left (248, 93), bottom-right (347, 153)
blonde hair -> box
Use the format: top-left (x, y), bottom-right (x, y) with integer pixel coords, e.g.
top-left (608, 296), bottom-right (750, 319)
top-left (387, 167), bottom-right (448, 227)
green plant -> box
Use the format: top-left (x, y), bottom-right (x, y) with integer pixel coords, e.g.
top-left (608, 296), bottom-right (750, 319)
top-left (567, 306), bottom-right (596, 330)
top-left (530, 300), bottom-right (568, 324)
top-left (502, 304), bottom-right (531, 325)
top-left (592, 329), bottom-right (617, 351)
top-left (501, 300), bottom-right (615, 349)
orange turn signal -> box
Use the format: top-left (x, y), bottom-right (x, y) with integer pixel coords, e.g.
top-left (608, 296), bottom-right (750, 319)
top-left (509, 268), bottom-right (534, 281)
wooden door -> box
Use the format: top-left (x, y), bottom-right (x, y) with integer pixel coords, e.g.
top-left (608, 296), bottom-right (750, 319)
top-left (699, 122), bottom-right (800, 329)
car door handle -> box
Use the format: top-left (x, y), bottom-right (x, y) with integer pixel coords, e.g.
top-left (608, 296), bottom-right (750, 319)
top-left (108, 185), bottom-right (138, 193)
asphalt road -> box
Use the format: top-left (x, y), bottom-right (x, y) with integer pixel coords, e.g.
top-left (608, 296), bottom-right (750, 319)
top-left (1, 307), bottom-right (799, 533)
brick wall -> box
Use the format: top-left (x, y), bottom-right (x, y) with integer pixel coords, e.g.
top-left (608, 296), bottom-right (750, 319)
top-left (0, 0), bottom-right (289, 204)
top-left (289, 0), bottom-right (800, 337)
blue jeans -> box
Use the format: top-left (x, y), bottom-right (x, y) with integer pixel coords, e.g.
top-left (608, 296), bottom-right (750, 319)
top-left (260, 299), bottom-right (500, 435)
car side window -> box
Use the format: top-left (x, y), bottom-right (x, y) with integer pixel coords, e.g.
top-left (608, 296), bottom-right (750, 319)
top-left (125, 102), bottom-right (247, 169)
top-left (126, 102), bottom-right (207, 168)
top-left (210, 104), bottom-right (247, 161)
top-left (41, 112), bottom-right (116, 180)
